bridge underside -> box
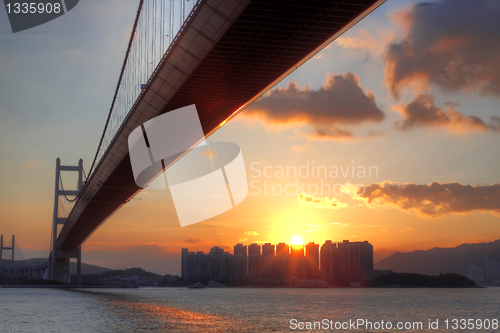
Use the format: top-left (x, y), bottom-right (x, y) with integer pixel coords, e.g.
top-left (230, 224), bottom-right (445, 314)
top-left (57, 0), bottom-right (383, 251)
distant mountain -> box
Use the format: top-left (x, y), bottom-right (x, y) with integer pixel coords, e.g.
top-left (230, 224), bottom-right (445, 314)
top-left (375, 240), bottom-right (500, 276)
top-left (371, 273), bottom-right (476, 288)
top-left (101, 267), bottom-right (162, 279)
top-left (69, 261), bottom-right (111, 275)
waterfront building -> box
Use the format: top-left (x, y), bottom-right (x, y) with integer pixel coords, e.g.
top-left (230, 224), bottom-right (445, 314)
top-left (305, 242), bottom-right (319, 279)
top-left (181, 239), bottom-right (374, 284)
top-left (248, 243), bottom-right (262, 281)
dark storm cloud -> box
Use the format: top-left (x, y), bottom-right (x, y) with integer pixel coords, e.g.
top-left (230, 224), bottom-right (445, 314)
top-left (385, 0), bottom-right (500, 97)
top-left (395, 93), bottom-right (499, 132)
top-left (356, 181), bottom-right (500, 218)
top-left (244, 72), bottom-right (385, 140)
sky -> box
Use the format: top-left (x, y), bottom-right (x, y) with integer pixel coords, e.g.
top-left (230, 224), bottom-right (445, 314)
top-left (0, 0), bottom-right (499, 275)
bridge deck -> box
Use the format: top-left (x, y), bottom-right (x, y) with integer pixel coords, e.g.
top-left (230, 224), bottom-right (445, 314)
top-left (57, 0), bottom-right (384, 251)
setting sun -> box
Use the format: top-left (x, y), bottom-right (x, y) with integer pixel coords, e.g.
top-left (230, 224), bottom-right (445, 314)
top-left (290, 236), bottom-right (303, 246)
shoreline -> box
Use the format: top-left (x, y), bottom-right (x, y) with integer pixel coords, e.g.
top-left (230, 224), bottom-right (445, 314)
top-left (0, 285), bottom-right (138, 289)
top-left (1, 284), bottom-right (489, 289)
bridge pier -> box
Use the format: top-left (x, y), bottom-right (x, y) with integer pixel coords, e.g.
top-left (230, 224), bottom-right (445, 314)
top-left (54, 259), bottom-right (70, 283)
top-left (77, 246), bottom-right (81, 285)
top-left (47, 158), bottom-right (84, 283)
top-left (48, 247), bottom-right (81, 283)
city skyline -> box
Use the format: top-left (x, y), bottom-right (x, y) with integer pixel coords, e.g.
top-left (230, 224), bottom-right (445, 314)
top-left (181, 239), bottom-right (375, 285)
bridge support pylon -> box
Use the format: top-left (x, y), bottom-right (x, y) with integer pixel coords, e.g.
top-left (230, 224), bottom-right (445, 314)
top-left (0, 235), bottom-right (15, 267)
top-left (47, 158), bottom-right (84, 283)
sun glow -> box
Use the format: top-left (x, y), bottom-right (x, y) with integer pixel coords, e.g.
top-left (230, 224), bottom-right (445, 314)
top-left (290, 236), bottom-right (303, 246)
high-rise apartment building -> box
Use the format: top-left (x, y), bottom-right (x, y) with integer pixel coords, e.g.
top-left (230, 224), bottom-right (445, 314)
top-left (186, 251), bottom-right (196, 278)
top-left (181, 248), bottom-right (188, 279)
top-left (262, 243), bottom-right (274, 256)
top-left (261, 243), bottom-right (275, 280)
top-left (319, 240), bottom-right (373, 283)
top-left (332, 240), bottom-right (373, 283)
top-left (320, 240), bottom-right (334, 279)
top-left (233, 243), bottom-right (247, 281)
top-left (290, 244), bottom-right (306, 279)
top-left (248, 243), bottom-right (261, 256)
top-left (234, 243), bottom-right (247, 256)
top-left (486, 261), bottom-right (500, 279)
top-left (275, 243), bottom-right (289, 280)
top-left (276, 243), bottom-right (289, 256)
top-left (207, 247), bottom-right (231, 281)
top-left (467, 265), bottom-right (484, 283)
top-left (194, 251), bottom-right (206, 278)
top-left (248, 243), bottom-right (262, 281)
top-left (305, 242), bottom-right (319, 278)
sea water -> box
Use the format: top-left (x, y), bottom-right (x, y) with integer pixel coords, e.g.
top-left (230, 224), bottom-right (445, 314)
top-left (1, 287), bottom-right (499, 332)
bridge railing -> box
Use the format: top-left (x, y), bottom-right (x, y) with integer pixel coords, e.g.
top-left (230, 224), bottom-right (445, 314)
top-left (90, 0), bottom-right (200, 176)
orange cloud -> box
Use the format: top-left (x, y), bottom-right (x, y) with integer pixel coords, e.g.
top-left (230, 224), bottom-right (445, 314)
top-left (354, 181), bottom-right (500, 218)
top-left (244, 72), bottom-right (385, 140)
top-left (182, 237), bottom-right (202, 244)
top-left (303, 126), bottom-right (354, 140)
top-left (298, 193), bottom-right (347, 210)
top-left (385, 0), bottom-right (500, 97)
top-left (336, 28), bottom-right (396, 55)
top-left (394, 93), bottom-right (499, 133)
top-left (303, 128), bottom-right (388, 141)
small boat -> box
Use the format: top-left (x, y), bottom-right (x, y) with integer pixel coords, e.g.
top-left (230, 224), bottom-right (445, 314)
top-left (188, 282), bottom-right (206, 289)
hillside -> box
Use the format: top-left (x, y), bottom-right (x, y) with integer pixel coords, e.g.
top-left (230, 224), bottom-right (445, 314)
top-left (371, 273), bottom-right (476, 288)
top-left (101, 267), bottom-right (162, 279)
top-left (0, 258), bottom-right (111, 275)
top-left (375, 240), bottom-right (500, 276)
top-left (69, 261), bottom-right (111, 275)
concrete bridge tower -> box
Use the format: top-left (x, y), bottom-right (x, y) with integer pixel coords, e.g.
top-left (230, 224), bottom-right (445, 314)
top-left (0, 235), bottom-right (15, 264)
top-left (47, 158), bottom-right (84, 283)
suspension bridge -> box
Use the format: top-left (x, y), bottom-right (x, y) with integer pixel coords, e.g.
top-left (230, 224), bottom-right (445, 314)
top-left (0, 235), bottom-right (47, 279)
top-left (44, 0), bottom-right (385, 282)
